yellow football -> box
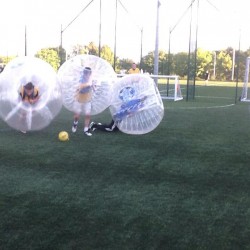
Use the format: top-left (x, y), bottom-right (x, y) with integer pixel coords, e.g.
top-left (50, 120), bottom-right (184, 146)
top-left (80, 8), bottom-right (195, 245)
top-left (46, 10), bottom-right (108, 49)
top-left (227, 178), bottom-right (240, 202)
top-left (58, 131), bottom-right (69, 141)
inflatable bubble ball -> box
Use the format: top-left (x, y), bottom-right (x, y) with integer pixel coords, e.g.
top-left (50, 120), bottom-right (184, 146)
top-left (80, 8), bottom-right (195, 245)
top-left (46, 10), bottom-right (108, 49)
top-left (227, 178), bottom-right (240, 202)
top-left (58, 54), bottom-right (117, 116)
top-left (109, 74), bottom-right (164, 135)
top-left (0, 56), bottom-right (62, 132)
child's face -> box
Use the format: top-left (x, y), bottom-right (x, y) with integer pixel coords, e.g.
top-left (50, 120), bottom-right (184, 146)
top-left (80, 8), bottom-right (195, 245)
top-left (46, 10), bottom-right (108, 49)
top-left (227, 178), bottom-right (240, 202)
top-left (24, 88), bottom-right (34, 96)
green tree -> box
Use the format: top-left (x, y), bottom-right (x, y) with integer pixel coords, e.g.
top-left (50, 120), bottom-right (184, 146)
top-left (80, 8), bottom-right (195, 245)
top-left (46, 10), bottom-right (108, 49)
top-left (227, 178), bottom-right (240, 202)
top-left (196, 48), bottom-right (213, 79)
top-left (86, 42), bottom-right (98, 55)
top-left (140, 50), bottom-right (167, 75)
top-left (141, 51), bottom-right (154, 74)
top-left (158, 50), bottom-right (167, 75)
top-left (67, 42), bottom-right (117, 70)
top-left (173, 52), bottom-right (188, 78)
top-left (68, 44), bottom-right (88, 58)
top-left (58, 46), bottom-right (66, 66)
top-left (0, 56), bottom-right (16, 65)
top-left (216, 50), bottom-right (232, 80)
top-left (100, 45), bottom-right (114, 69)
top-left (165, 52), bottom-right (174, 76)
top-left (118, 58), bottom-right (134, 73)
top-left (234, 48), bottom-right (250, 82)
top-left (69, 42), bottom-right (98, 57)
top-left (35, 48), bottom-right (60, 71)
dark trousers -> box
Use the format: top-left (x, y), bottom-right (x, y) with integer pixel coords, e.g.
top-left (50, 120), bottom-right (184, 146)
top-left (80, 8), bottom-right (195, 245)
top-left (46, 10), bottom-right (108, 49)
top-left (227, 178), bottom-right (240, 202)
top-left (92, 120), bottom-right (119, 132)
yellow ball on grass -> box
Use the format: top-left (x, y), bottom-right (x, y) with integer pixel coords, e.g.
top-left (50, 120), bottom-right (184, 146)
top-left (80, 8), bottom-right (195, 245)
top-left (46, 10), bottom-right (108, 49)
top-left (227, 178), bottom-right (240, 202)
top-left (58, 131), bottom-right (69, 141)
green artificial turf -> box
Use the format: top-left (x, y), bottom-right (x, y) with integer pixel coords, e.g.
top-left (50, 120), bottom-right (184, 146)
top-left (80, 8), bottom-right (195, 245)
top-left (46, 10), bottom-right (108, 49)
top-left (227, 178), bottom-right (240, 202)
top-left (1, 83), bottom-right (250, 249)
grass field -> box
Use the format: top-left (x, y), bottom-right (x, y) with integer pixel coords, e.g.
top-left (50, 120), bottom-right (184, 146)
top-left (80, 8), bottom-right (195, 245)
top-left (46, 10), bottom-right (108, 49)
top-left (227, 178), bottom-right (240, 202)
top-left (1, 82), bottom-right (250, 249)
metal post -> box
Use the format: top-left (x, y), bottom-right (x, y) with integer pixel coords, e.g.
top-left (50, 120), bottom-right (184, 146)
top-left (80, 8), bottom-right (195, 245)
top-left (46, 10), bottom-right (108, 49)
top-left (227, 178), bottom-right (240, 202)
top-left (113, 0), bottom-right (118, 70)
top-left (140, 28), bottom-right (143, 70)
top-left (60, 24), bottom-right (63, 48)
top-left (213, 51), bottom-right (216, 79)
top-left (235, 29), bottom-right (241, 103)
top-left (153, 0), bottom-right (160, 84)
top-left (24, 25), bottom-right (27, 56)
top-left (231, 48), bottom-right (235, 81)
top-left (98, 0), bottom-right (102, 57)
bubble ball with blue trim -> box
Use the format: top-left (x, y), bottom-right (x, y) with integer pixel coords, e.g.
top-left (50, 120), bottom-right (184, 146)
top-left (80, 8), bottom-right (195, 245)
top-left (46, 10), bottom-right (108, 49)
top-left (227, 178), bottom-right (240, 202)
top-left (109, 74), bottom-right (164, 135)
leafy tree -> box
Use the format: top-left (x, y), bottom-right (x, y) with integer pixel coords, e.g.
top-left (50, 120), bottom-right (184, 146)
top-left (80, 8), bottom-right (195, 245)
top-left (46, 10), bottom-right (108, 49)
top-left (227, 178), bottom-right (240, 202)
top-left (118, 58), bottom-right (134, 73)
top-left (196, 48), bottom-right (213, 79)
top-left (140, 50), bottom-right (167, 75)
top-left (236, 49), bottom-right (250, 82)
top-left (0, 56), bottom-right (16, 65)
top-left (68, 44), bottom-right (88, 58)
top-left (69, 42), bottom-right (98, 57)
top-left (1, 40), bottom-right (246, 81)
top-left (85, 42), bottom-right (98, 55)
top-left (141, 51), bottom-right (154, 74)
top-left (58, 46), bottom-right (66, 66)
top-left (173, 52), bottom-right (188, 78)
top-left (158, 50), bottom-right (167, 75)
top-left (35, 48), bottom-right (60, 71)
top-left (100, 45), bottom-right (115, 69)
top-left (67, 42), bottom-right (117, 70)
top-left (216, 50), bottom-right (232, 80)
top-left (235, 50), bottom-right (246, 82)
top-left (165, 52), bottom-right (174, 76)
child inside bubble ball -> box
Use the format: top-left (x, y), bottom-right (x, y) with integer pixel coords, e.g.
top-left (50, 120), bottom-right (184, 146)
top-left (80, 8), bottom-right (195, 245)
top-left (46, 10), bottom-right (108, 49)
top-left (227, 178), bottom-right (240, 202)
top-left (20, 82), bottom-right (39, 104)
top-left (72, 66), bottom-right (93, 136)
top-left (19, 82), bottom-right (40, 133)
top-left (113, 86), bottom-right (147, 122)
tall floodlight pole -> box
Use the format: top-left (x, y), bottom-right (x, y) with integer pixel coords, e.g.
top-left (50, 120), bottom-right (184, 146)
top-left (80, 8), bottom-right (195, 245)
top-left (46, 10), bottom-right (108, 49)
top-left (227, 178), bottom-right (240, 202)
top-left (231, 48), bottom-right (235, 81)
top-left (235, 28), bottom-right (241, 104)
top-left (166, 29), bottom-right (171, 96)
top-left (140, 28), bottom-right (143, 70)
top-left (186, 0), bottom-right (198, 101)
top-left (60, 24), bottom-right (63, 49)
top-left (24, 25), bottom-right (27, 56)
top-left (113, 0), bottom-right (118, 70)
top-left (98, 0), bottom-right (102, 57)
top-left (154, 0), bottom-right (161, 84)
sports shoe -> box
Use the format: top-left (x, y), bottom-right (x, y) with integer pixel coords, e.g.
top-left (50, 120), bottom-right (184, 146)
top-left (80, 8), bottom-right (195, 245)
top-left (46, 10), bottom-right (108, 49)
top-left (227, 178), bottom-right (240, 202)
top-left (84, 129), bottom-right (92, 136)
top-left (89, 121), bottom-right (96, 131)
top-left (20, 130), bottom-right (27, 134)
top-left (72, 124), bottom-right (78, 133)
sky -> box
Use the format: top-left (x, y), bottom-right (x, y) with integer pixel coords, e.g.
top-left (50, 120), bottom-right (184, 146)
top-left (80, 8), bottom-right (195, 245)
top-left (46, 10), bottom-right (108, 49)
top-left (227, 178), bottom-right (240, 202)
top-left (0, 0), bottom-right (250, 63)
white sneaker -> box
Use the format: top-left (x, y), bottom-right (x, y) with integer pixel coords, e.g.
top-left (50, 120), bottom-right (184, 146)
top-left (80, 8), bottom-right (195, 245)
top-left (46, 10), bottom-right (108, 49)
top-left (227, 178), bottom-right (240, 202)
top-left (72, 124), bottom-right (77, 133)
top-left (84, 129), bottom-right (92, 136)
top-left (20, 130), bottom-right (27, 134)
top-left (89, 121), bottom-right (96, 131)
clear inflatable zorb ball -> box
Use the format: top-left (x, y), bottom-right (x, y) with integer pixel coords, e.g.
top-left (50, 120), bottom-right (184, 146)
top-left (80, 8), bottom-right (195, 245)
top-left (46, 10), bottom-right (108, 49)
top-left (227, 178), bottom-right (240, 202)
top-left (58, 54), bottom-right (117, 115)
top-left (0, 56), bottom-right (62, 131)
top-left (109, 74), bottom-right (164, 135)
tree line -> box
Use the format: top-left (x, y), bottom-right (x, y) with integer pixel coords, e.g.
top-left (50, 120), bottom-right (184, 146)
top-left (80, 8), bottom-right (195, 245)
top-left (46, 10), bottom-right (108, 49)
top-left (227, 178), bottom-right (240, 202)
top-left (1, 41), bottom-right (250, 81)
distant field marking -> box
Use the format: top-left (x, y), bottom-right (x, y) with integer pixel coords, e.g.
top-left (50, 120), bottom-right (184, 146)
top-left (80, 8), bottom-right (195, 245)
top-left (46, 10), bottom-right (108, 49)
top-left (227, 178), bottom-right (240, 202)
top-left (195, 95), bottom-right (233, 100)
top-left (165, 104), bottom-right (235, 110)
